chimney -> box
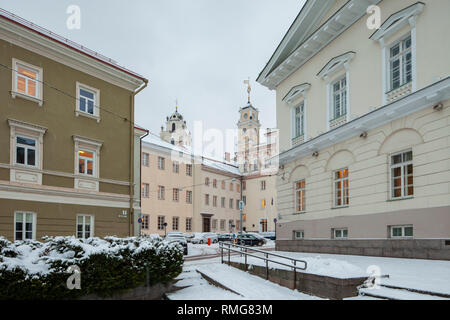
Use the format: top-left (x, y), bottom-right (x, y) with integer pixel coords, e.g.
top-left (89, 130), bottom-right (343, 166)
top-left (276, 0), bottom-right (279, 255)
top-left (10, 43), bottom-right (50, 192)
top-left (224, 152), bottom-right (230, 162)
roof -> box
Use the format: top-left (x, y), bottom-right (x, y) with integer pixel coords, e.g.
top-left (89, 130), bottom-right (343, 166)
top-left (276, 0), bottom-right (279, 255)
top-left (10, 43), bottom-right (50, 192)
top-left (0, 8), bottom-right (147, 83)
top-left (142, 134), bottom-right (241, 176)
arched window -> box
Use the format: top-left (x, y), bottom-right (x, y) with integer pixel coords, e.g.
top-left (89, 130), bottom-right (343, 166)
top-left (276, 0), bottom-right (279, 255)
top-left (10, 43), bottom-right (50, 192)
top-left (171, 123), bottom-right (176, 132)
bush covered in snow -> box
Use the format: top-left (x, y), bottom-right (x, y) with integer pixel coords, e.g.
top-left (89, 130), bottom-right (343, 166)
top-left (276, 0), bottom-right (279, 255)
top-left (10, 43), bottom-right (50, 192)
top-left (0, 236), bottom-right (183, 300)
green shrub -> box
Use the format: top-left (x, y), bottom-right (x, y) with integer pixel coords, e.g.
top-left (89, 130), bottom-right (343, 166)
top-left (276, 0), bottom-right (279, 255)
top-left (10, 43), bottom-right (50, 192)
top-left (0, 236), bottom-right (183, 300)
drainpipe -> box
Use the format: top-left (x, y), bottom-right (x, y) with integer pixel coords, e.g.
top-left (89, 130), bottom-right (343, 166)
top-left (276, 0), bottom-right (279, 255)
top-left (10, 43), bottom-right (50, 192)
top-left (129, 79), bottom-right (148, 236)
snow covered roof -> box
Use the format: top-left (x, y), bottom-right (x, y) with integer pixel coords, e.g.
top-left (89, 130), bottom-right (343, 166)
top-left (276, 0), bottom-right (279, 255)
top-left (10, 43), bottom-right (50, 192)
top-left (202, 157), bottom-right (241, 176)
top-left (0, 8), bottom-right (147, 82)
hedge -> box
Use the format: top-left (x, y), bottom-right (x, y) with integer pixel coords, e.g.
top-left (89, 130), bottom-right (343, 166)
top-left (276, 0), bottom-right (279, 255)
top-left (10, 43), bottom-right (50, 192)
top-left (0, 236), bottom-right (183, 300)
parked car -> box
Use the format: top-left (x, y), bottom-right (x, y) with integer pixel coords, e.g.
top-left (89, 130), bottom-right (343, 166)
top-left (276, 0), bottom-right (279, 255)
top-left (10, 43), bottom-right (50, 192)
top-left (217, 233), bottom-right (236, 242)
top-left (191, 232), bottom-right (218, 244)
top-left (183, 233), bottom-right (195, 243)
top-left (248, 232), bottom-right (267, 244)
top-left (164, 234), bottom-right (188, 255)
top-left (236, 234), bottom-right (265, 246)
top-left (259, 232), bottom-right (276, 240)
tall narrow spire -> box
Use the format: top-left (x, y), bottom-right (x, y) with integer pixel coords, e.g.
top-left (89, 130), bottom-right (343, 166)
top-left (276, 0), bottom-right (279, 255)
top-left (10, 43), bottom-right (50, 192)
top-left (243, 78), bottom-right (251, 104)
top-left (175, 98), bottom-right (178, 112)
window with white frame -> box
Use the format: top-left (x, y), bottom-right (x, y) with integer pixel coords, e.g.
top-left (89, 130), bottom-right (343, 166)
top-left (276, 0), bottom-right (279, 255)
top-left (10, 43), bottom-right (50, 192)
top-left (141, 183), bottom-right (149, 198)
top-left (213, 179), bottom-right (217, 188)
top-left (76, 215), bottom-right (94, 239)
top-left (221, 197), bottom-right (225, 208)
top-left (76, 83), bottom-right (99, 118)
top-left (141, 214), bottom-right (149, 230)
top-left (261, 180), bottom-right (266, 191)
top-left (212, 219), bottom-right (217, 230)
top-left (295, 180), bottom-right (306, 213)
top-left (158, 157), bottom-right (165, 170)
top-left (186, 218), bottom-right (192, 232)
top-left (78, 149), bottom-right (95, 176)
top-left (14, 212), bottom-right (36, 241)
top-left (142, 152), bottom-right (149, 166)
top-left (331, 76), bottom-right (347, 121)
top-left (172, 217), bottom-right (179, 231)
top-left (261, 199), bottom-right (266, 209)
top-left (158, 186), bottom-right (165, 200)
top-left (15, 136), bottom-right (37, 167)
top-left (389, 35), bottom-right (412, 91)
top-left (334, 168), bottom-right (349, 207)
top-left (173, 188), bottom-right (179, 202)
top-left (236, 199), bottom-right (240, 210)
top-left (229, 198), bottom-right (233, 209)
top-left (294, 230), bottom-right (304, 240)
top-left (205, 194), bottom-right (210, 205)
top-left (390, 150), bottom-right (413, 199)
top-left (213, 195), bottom-right (217, 207)
top-left (186, 164), bottom-right (192, 176)
top-left (333, 228), bottom-right (348, 239)
top-left (158, 216), bottom-right (165, 230)
top-left (186, 190), bottom-right (192, 204)
top-left (12, 59), bottom-right (42, 103)
top-left (294, 102), bottom-right (305, 138)
top-left (220, 219), bottom-right (226, 231)
top-left (173, 161), bottom-right (179, 173)
top-left (390, 225), bottom-right (413, 238)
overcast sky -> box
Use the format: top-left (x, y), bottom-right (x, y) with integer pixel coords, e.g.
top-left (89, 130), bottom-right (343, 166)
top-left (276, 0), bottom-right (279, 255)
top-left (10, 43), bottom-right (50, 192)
top-left (1, 0), bottom-right (306, 152)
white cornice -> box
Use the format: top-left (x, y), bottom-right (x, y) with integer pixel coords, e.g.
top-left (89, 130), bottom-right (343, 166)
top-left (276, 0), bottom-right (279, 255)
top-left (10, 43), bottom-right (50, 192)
top-left (278, 77), bottom-right (450, 165)
top-left (73, 135), bottom-right (103, 148)
top-left (0, 17), bottom-right (145, 91)
top-left (282, 83), bottom-right (311, 104)
top-left (8, 118), bottom-right (48, 134)
top-left (317, 51), bottom-right (355, 80)
top-left (258, 0), bottom-right (382, 90)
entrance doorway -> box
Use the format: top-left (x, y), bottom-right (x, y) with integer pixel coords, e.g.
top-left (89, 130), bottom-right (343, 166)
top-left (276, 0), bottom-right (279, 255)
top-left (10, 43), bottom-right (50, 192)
top-left (260, 219), bottom-right (268, 233)
top-left (202, 216), bottom-right (211, 232)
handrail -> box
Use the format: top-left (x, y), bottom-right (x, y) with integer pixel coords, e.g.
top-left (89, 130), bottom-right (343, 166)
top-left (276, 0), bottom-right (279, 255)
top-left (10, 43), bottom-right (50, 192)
top-left (219, 242), bottom-right (307, 290)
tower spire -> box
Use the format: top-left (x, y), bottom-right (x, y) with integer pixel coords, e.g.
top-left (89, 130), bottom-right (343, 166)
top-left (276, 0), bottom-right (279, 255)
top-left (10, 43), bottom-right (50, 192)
top-left (175, 98), bottom-right (178, 112)
top-left (243, 77), bottom-right (251, 104)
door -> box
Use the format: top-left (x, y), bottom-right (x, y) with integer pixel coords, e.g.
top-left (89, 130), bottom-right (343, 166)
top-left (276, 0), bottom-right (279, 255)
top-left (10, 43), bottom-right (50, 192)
top-left (202, 216), bottom-right (211, 232)
top-left (260, 219), bottom-right (268, 233)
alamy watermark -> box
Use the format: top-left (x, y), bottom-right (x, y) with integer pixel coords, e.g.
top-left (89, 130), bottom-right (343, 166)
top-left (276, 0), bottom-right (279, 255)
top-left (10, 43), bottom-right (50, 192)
top-left (66, 5), bottom-right (81, 30)
top-left (66, 265), bottom-right (81, 290)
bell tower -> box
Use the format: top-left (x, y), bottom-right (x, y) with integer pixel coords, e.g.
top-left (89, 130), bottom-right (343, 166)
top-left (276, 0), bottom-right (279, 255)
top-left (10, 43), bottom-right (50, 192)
top-left (160, 101), bottom-right (192, 148)
top-left (237, 79), bottom-right (261, 173)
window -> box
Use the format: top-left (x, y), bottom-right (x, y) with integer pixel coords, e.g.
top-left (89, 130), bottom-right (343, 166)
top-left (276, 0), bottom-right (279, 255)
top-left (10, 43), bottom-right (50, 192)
top-left (212, 219), bottom-right (217, 230)
top-left (242, 196), bottom-right (247, 205)
top-left (334, 168), bottom-right (349, 207)
top-left (158, 216), bottom-right (165, 230)
top-left (14, 212), bottom-right (35, 241)
top-left (141, 183), bottom-right (149, 198)
top-left (229, 219), bottom-right (234, 231)
top-left (261, 180), bottom-right (266, 191)
top-left (294, 102), bottom-right (305, 138)
top-left (230, 183), bottom-right (234, 191)
top-left (295, 180), bottom-right (306, 212)
top-left (389, 35), bottom-right (412, 91)
top-left (173, 188), bottom-right (179, 202)
top-left (205, 177), bottom-right (210, 186)
top-left (294, 230), bottom-right (304, 240)
top-left (221, 181), bottom-right (225, 189)
top-left (236, 184), bottom-right (240, 193)
top-left (76, 82), bottom-right (99, 119)
top-left (213, 196), bottom-right (218, 207)
top-left (229, 198), bottom-right (233, 209)
top-left (331, 76), bottom-right (347, 121)
top-left (158, 186), bottom-right (165, 200)
top-left (186, 164), bottom-right (192, 176)
top-left (242, 181), bottom-right (246, 191)
top-left (242, 214), bottom-right (247, 222)
top-left (220, 219), bottom-right (226, 231)
top-left (391, 225), bottom-right (413, 238)
top-left (205, 194), bottom-right (210, 205)
top-left (236, 220), bottom-right (240, 231)
top-left (141, 214), bottom-right (149, 230)
top-left (142, 152), bottom-right (149, 166)
top-left (390, 150), bottom-right (413, 199)
top-left (173, 161), bottom-right (179, 173)
top-left (12, 59), bottom-right (42, 104)
top-left (221, 197), bottom-right (225, 208)
top-left (261, 199), bottom-right (266, 209)
top-left (213, 179), bottom-right (217, 188)
top-left (15, 136), bottom-right (37, 167)
top-left (77, 215), bottom-right (94, 239)
top-left (186, 218), bottom-right (192, 232)
top-left (172, 217), bottom-right (179, 231)
top-left (158, 157), bottom-right (165, 170)
top-left (333, 228), bottom-right (348, 239)
top-left (186, 190), bottom-right (192, 204)
top-left (78, 149), bottom-right (95, 176)
top-left (236, 199), bottom-right (240, 210)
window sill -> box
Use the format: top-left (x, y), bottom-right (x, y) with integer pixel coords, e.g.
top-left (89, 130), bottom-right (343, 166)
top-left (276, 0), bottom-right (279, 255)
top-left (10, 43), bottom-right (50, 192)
top-left (11, 91), bottom-right (43, 106)
top-left (75, 110), bottom-right (101, 123)
top-left (332, 205), bottom-right (349, 209)
top-left (293, 211), bottom-right (306, 215)
top-left (387, 196), bottom-right (414, 202)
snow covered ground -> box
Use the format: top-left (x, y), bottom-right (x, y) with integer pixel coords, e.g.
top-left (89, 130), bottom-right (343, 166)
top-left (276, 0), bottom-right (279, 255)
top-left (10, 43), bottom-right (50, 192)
top-left (186, 240), bottom-right (275, 257)
top-left (168, 258), bottom-right (321, 300)
top-left (232, 251), bottom-right (450, 295)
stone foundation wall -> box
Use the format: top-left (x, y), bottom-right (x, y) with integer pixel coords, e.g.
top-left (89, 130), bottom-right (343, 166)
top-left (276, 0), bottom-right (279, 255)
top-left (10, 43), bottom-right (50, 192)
top-left (276, 239), bottom-right (450, 260)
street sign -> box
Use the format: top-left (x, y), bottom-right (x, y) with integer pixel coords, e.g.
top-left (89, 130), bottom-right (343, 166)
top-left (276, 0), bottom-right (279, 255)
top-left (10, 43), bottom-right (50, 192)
top-left (273, 218), bottom-right (277, 223)
top-left (138, 218), bottom-right (142, 224)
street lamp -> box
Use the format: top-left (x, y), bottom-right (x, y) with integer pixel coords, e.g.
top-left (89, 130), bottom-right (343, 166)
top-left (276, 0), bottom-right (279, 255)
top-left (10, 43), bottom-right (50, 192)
top-left (163, 222), bottom-right (168, 237)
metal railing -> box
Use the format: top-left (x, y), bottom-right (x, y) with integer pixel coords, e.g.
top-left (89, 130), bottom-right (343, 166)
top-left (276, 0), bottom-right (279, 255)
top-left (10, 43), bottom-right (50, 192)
top-left (220, 242), bottom-right (307, 290)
